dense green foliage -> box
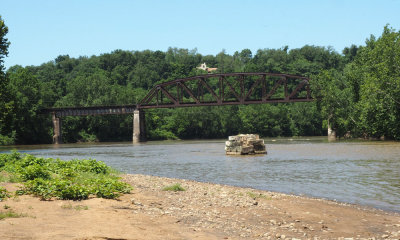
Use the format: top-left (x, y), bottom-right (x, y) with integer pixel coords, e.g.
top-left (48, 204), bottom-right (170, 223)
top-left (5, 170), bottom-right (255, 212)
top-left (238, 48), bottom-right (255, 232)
top-left (312, 25), bottom-right (400, 139)
top-left (0, 18), bottom-right (399, 143)
top-left (0, 16), bottom-right (13, 144)
top-left (0, 152), bottom-right (132, 200)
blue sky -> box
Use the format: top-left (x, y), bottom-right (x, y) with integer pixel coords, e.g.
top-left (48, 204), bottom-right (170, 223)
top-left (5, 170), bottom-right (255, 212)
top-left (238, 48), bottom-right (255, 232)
top-left (1, 0), bottom-right (399, 69)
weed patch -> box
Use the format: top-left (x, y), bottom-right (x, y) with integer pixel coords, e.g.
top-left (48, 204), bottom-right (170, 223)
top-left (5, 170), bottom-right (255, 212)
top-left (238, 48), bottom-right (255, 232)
top-left (162, 183), bottom-right (185, 192)
top-left (247, 191), bottom-right (272, 200)
top-left (0, 210), bottom-right (27, 220)
top-left (0, 186), bottom-right (10, 201)
top-left (61, 204), bottom-right (88, 210)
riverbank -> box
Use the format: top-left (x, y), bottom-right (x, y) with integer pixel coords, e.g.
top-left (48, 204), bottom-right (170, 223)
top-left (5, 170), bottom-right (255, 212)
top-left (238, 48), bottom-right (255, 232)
top-left (1, 174), bottom-right (400, 239)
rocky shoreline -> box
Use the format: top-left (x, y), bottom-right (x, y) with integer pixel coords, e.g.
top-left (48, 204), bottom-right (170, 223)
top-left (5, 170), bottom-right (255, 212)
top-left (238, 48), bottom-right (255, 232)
top-left (1, 174), bottom-right (400, 239)
top-left (122, 174), bottom-right (400, 240)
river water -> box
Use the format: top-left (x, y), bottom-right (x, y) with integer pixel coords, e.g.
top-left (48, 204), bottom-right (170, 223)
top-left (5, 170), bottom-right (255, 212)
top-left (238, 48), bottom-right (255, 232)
top-left (1, 137), bottom-right (400, 212)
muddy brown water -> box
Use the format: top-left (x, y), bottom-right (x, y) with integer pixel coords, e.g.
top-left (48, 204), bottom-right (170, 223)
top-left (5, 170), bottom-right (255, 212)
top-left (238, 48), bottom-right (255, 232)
top-left (1, 137), bottom-right (400, 212)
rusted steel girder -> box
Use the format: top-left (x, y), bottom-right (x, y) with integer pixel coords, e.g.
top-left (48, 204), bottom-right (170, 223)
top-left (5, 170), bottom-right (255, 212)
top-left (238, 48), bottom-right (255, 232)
top-left (41, 105), bottom-right (137, 117)
top-left (137, 72), bottom-right (312, 109)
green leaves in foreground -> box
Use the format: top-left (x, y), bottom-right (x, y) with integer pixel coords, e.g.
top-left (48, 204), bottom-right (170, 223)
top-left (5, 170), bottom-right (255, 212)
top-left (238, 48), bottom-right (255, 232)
top-left (0, 152), bottom-right (131, 200)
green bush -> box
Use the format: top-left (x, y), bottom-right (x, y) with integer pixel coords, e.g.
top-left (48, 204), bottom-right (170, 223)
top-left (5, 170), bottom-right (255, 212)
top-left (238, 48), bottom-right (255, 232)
top-left (19, 154), bottom-right (47, 167)
top-left (72, 159), bottom-right (111, 174)
top-left (0, 152), bottom-right (131, 200)
top-left (0, 132), bottom-right (15, 146)
top-left (25, 178), bottom-right (55, 200)
top-left (0, 151), bottom-right (21, 167)
top-left (57, 182), bottom-right (90, 200)
top-left (92, 178), bottom-right (132, 199)
top-left (21, 164), bottom-right (51, 181)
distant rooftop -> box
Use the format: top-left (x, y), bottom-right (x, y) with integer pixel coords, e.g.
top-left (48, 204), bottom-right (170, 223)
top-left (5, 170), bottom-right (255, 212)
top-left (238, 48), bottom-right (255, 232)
top-left (197, 63), bottom-right (218, 73)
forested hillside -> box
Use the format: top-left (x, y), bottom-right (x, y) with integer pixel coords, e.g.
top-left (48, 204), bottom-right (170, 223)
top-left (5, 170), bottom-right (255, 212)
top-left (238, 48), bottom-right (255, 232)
top-left (0, 19), bottom-right (399, 144)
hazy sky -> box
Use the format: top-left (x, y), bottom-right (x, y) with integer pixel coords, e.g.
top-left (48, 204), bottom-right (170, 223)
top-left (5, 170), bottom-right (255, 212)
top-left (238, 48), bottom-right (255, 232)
top-left (1, 0), bottom-right (399, 69)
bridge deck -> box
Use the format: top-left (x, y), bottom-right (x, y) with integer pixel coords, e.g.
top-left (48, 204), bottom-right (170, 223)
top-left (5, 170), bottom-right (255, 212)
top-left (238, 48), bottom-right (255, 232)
top-left (41, 105), bottom-right (137, 117)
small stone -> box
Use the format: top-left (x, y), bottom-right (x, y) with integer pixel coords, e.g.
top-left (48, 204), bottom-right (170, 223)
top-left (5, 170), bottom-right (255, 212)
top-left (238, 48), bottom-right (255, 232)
top-left (381, 235), bottom-right (389, 239)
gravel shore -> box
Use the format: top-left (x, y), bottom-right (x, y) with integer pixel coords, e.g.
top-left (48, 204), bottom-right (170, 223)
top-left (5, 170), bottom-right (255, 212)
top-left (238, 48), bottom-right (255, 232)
top-left (123, 174), bottom-right (400, 240)
top-left (1, 174), bottom-right (400, 239)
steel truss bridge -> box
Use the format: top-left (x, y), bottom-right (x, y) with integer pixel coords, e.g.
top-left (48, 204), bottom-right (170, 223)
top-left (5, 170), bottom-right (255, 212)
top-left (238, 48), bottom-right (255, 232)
top-left (42, 72), bottom-right (312, 143)
top-left (138, 72), bottom-right (311, 109)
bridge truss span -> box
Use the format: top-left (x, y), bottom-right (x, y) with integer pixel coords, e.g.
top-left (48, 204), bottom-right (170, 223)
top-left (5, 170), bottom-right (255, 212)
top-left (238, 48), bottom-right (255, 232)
top-left (138, 72), bottom-right (312, 109)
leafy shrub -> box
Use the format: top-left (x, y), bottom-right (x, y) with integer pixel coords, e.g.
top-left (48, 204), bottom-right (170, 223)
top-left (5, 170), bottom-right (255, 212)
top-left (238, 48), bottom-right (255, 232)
top-left (0, 151), bottom-right (21, 167)
top-left (162, 183), bottom-right (185, 192)
top-left (25, 178), bottom-right (56, 200)
top-left (72, 159), bottom-right (111, 174)
top-left (0, 152), bottom-right (131, 200)
top-left (57, 167), bottom-right (77, 178)
top-left (21, 164), bottom-right (51, 181)
top-left (57, 182), bottom-right (90, 200)
top-left (92, 178), bottom-right (132, 199)
top-left (19, 154), bottom-right (47, 167)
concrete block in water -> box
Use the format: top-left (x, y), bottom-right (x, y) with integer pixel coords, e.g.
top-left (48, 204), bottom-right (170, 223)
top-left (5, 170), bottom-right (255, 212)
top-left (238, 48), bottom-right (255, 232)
top-left (225, 134), bottom-right (267, 155)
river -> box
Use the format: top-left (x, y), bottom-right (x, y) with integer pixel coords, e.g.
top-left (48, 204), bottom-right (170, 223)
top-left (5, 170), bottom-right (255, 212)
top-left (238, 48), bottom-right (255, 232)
top-left (1, 137), bottom-right (399, 212)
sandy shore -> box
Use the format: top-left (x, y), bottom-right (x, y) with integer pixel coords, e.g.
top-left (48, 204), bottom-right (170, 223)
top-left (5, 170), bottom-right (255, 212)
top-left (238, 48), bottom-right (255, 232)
top-left (1, 174), bottom-right (400, 240)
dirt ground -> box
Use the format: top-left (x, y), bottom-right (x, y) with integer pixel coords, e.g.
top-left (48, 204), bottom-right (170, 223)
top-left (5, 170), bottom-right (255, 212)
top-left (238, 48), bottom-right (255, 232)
top-left (1, 174), bottom-right (400, 240)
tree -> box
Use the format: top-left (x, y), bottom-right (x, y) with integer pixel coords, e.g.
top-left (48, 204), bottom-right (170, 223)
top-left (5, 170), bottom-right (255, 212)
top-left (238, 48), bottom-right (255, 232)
top-left (350, 25), bottom-right (400, 139)
top-left (311, 69), bottom-right (354, 138)
top-left (0, 15), bottom-right (12, 143)
top-left (342, 44), bottom-right (359, 63)
top-left (7, 67), bottom-right (50, 143)
top-left (0, 15), bottom-right (9, 78)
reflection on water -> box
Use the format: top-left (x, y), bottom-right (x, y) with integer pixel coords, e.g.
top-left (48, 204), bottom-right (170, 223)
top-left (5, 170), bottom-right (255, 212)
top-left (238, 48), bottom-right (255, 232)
top-left (1, 137), bottom-right (400, 212)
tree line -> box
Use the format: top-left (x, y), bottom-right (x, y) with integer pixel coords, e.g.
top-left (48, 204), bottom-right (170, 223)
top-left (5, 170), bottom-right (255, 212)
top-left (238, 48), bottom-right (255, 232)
top-left (0, 15), bottom-right (399, 144)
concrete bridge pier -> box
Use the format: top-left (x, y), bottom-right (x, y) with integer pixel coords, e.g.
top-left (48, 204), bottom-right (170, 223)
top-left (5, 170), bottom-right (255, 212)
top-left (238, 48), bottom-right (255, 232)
top-left (52, 112), bottom-right (63, 144)
top-left (327, 120), bottom-right (336, 141)
top-left (133, 109), bottom-right (146, 143)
